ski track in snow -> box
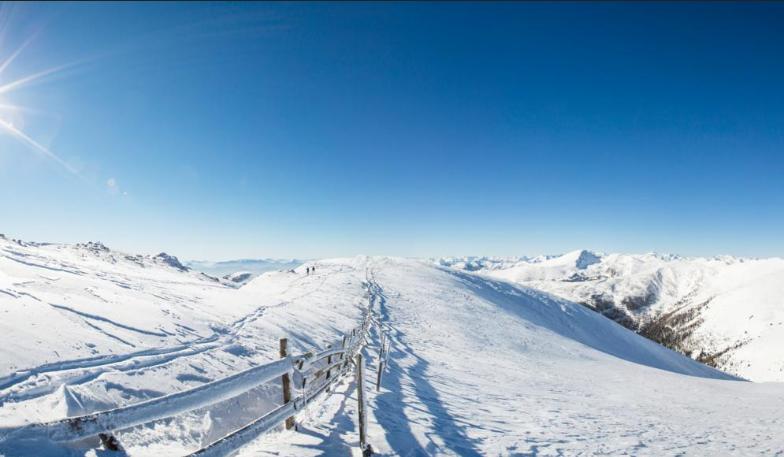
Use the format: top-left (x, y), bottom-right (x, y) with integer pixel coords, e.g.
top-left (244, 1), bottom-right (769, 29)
top-left (0, 263), bottom-right (333, 410)
top-left (2, 254), bottom-right (83, 276)
top-left (49, 303), bottom-right (169, 337)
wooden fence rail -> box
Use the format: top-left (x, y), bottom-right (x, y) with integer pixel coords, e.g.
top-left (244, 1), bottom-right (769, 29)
top-left (186, 311), bottom-right (372, 456)
top-left (3, 358), bottom-right (293, 443)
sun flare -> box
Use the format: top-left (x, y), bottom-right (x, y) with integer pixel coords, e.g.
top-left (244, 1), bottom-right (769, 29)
top-left (0, 32), bottom-right (77, 175)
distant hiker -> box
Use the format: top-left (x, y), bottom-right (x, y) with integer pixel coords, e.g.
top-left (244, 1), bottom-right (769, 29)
top-left (306, 267), bottom-right (310, 275)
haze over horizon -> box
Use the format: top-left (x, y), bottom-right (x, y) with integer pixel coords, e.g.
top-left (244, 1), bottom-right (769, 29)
top-left (1, 2), bottom-right (783, 260)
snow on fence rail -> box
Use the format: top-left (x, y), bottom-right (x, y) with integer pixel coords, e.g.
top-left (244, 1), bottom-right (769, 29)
top-left (3, 357), bottom-right (293, 443)
top-left (190, 318), bottom-right (372, 457)
top-left (0, 307), bottom-right (374, 456)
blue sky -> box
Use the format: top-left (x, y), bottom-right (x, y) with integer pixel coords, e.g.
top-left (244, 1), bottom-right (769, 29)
top-left (0, 2), bottom-right (782, 260)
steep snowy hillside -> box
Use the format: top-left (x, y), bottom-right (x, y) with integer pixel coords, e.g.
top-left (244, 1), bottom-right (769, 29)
top-left (1, 243), bottom-right (782, 456)
top-left (440, 251), bottom-right (784, 382)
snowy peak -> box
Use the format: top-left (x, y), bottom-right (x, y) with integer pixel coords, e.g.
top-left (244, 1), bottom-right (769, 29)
top-left (76, 241), bottom-right (111, 253)
top-left (548, 249), bottom-right (602, 269)
top-left (153, 252), bottom-right (189, 272)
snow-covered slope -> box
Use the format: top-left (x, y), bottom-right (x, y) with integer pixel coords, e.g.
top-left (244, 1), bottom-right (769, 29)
top-left (0, 237), bottom-right (229, 376)
top-left (1, 240), bottom-right (783, 455)
top-left (440, 251), bottom-right (784, 382)
top-left (0, 237), bottom-right (363, 434)
top-left (243, 258), bottom-right (784, 456)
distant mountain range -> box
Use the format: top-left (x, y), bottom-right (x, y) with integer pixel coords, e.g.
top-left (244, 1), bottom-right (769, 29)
top-left (185, 258), bottom-right (304, 278)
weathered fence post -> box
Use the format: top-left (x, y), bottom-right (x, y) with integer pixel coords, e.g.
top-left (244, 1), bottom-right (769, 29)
top-left (347, 329), bottom-right (357, 369)
top-left (356, 353), bottom-right (371, 455)
top-left (375, 360), bottom-right (384, 392)
top-left (279, 338), bottom-right (295, 430)
top-left (376, 336), bottom-right (385, 392)
top-left (326, 344), bottom-right (333, 381)
top-left (323, 345), bottom-right (333, 393)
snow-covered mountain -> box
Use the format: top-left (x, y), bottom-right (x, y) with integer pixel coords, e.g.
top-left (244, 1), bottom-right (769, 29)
top-left (1, 237), bottom-right (783, 455)
top-left (439, 250), bottom-right (784, 382)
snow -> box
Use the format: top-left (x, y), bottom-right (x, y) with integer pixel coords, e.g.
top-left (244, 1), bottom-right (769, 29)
top-left (0, 238), bottom-right (366, 455)
top-left (237, 258), bottom-right (784, 456)
top-left (1, 239), bottom-right (783, 456)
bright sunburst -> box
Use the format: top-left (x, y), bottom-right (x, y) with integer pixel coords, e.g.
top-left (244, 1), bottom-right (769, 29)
top-left (0, 25), bottom-right (78, 175)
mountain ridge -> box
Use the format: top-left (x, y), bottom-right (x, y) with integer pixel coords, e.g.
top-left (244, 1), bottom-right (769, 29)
top-left (437, 250), bottom-right (784, 381)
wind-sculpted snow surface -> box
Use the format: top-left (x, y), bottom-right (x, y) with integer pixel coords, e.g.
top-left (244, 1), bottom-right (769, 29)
top-left (1, 244), bottom-right (783, 456)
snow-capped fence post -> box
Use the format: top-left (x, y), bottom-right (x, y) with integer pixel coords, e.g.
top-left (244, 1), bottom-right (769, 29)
top-left (279, 338), bottom-right (295, 430)
top-left (355, 353), bottom-right (371, 455)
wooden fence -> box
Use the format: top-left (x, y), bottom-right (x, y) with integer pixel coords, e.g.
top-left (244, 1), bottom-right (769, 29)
top-left (1, 289), bottom-right (387, 457)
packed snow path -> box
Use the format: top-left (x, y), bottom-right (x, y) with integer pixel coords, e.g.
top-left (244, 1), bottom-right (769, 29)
top-left (1, 243), bottom-right (783, 455)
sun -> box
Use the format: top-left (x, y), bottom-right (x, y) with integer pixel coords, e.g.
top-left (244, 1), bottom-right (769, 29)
top-left (0, 32), bottom-right (78, 175)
